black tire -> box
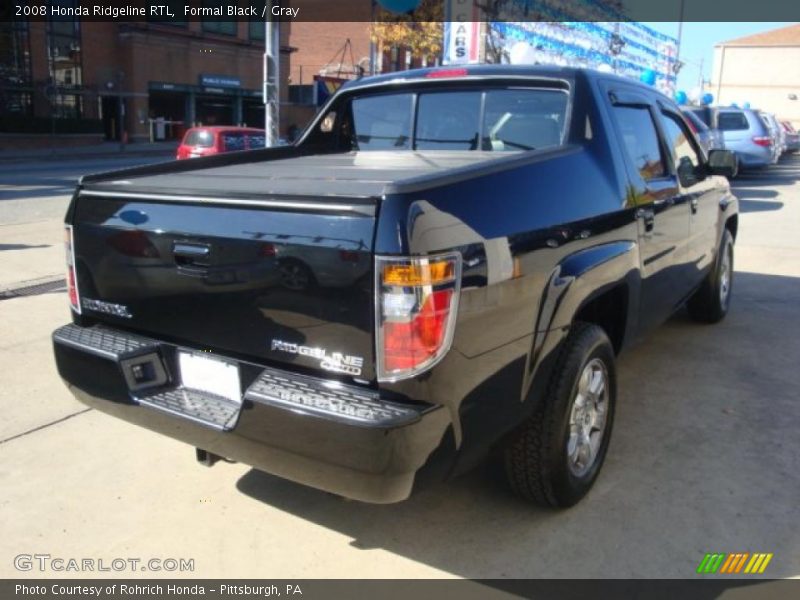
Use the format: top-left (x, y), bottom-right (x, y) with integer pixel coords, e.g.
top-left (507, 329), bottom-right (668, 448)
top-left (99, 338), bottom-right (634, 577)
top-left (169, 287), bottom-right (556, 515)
top-left (687, 229), bottom-right (734, 324)
top-left (503, 322), bottom-right (616, 508)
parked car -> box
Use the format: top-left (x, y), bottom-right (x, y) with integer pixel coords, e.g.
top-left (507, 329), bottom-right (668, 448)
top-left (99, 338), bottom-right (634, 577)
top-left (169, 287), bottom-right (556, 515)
top-left (781, 121), bottom-right (800, 153)
top-left (759, 111), bottom-right (786, 158)
top-left (683, 105), bottom-right (713, 128)
top-left (715, 107), bottom-right (776, 169)
top-left (176, 126), bottom-right (267, 159)
top-left (680, 107), bottom-right (720, 156)
top-left (54, 66), bottom-right (739, 508)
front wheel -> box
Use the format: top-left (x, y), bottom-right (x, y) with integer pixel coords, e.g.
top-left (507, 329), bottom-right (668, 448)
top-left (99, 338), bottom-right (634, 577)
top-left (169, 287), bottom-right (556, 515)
top-left (688, 229), bottom-right (734, 323)
top-left (503, 323), bottom-right (616, 508)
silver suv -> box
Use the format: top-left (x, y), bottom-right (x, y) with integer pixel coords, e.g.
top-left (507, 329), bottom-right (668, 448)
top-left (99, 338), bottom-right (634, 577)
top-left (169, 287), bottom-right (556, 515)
top-left (715, 107), bottom-right (775, 169)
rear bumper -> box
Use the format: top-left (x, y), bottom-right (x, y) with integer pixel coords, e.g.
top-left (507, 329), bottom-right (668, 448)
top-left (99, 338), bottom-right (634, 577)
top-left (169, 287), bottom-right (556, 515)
top-left (53, 323), bottom-right (450, 503)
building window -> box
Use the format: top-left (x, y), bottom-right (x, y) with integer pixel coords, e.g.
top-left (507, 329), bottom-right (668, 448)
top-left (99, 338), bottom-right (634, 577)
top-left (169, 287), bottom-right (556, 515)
top-left (249, 19), bottom-right (265, 41)
top-left (202, 1), bottom-right (238, 36)
top-left (249, 1), bottom-right (266, 41)
top-left (47, 0), bottom-right (83, 118)
top-left (0, 17), bottom-right (33, 116)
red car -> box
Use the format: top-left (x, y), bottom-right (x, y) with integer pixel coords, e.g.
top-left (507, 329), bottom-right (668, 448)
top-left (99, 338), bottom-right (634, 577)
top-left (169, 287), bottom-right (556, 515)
top-left (176, 126), bottom-right (266, 160)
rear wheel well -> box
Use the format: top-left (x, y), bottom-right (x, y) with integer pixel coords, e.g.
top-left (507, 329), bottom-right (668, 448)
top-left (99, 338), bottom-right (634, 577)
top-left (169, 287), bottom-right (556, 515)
top-left (573, 284), bottom-right (628, 355)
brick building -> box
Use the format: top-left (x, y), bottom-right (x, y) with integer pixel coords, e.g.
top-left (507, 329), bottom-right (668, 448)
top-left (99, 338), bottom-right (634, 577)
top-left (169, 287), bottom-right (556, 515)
top-left (1, 14), bottom-right (294, 146)
top-left (0, 1), bottom-right (432, 148)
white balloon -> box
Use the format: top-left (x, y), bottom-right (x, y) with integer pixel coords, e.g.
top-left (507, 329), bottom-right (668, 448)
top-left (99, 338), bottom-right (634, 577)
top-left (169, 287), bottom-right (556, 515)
top-left (689, 86), bottom-right (702, 103)
top-left (509, 42), bottom-right (537, 65)
top-left (596, 63), bottom-right (614, 73)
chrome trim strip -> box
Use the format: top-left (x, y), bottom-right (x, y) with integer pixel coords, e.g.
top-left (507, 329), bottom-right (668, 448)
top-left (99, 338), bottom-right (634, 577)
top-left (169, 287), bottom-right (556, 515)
top-left (78, 190), bottom-right (375, 215)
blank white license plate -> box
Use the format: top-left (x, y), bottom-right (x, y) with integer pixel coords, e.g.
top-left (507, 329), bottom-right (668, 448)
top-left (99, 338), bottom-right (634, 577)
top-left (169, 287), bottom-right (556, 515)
top-left (178, 352), bottom-right (241, 404)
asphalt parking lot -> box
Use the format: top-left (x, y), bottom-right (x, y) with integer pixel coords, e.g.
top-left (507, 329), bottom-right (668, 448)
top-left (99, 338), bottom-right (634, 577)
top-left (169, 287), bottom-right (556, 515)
top-left (0, 154), bottom-right (798, 579)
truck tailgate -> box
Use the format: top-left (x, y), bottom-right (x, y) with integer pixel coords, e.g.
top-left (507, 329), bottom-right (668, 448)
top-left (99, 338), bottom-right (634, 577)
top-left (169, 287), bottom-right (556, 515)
top-left (71, 191), bottom-right (377, 381)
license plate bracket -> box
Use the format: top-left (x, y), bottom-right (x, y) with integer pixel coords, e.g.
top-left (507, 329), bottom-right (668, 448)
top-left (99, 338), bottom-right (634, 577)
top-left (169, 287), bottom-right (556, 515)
top-left (177, 351), bottom-right (241, 404)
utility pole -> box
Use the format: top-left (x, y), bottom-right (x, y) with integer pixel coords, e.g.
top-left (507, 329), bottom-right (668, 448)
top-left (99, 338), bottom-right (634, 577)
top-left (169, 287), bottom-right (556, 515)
top-left (264, 3), bottom-right (280, 147)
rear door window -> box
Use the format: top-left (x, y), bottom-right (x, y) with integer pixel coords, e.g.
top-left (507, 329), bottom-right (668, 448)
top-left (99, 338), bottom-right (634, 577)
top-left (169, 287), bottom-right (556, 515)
top-left (612, 106), bottom-right (667, 181)
top-left (717, 112), bottom-right (749, 131)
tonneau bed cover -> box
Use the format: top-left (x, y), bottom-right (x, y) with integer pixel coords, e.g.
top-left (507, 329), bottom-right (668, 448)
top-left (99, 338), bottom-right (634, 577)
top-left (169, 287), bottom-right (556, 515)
top-left (81, 151), bottom-right (514, 199)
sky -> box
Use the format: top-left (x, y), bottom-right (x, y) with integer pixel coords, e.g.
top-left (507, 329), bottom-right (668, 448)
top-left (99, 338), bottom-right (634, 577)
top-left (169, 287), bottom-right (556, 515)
top-left (643, 22), bottom-right (795, 94)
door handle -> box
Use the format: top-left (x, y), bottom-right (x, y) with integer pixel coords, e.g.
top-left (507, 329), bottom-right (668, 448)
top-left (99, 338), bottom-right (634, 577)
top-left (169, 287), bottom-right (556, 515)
top-left (635, 208), bottom-right (655, 232)
top-left (173, 242), bottom-right (211, 272)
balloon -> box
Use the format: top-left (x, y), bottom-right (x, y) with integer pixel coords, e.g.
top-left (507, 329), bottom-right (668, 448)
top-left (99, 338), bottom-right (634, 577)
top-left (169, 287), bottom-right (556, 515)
top-left (731, 103), bottom-right (739, 108)
top-left (675, 90), bottom-right (687, 105)
top-left (701, 93), bottom-right (714, 105)
top-left (509, 42), bottom-right (537, 65)
top-left (689, 86), bottom-right (702, 103)
top-left (743, 102), bottom-right (751, 109)
top-left (376, 0), bottom-right (420, 12)
top-left (640, 69), bottom-right (656, 86)
top-left (596, 63), bottom-right (614, 73)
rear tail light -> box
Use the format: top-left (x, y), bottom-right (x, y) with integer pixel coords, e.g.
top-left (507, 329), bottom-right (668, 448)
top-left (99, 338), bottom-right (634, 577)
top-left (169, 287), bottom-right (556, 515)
top-left (752, 136), bottom-right (772, 147)
top-left (65, 225), bottom-right (81, 314)
top-left (375, 252), bottom-right (461, 381)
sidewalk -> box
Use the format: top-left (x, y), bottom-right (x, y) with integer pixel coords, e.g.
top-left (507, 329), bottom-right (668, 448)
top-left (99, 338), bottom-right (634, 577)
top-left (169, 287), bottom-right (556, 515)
top-left (0, 140), bottom-right (178, 163)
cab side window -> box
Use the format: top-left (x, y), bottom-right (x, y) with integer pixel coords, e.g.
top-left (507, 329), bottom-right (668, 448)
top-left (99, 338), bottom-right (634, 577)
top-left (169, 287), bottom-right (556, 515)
top-left (612, 106), bottom-right (666, 181)
top-left (659, 112), bottom-right (704, 186)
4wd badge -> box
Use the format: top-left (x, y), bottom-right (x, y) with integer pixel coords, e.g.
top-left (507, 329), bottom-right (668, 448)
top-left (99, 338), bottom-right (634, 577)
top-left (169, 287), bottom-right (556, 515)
top-left (270, 339), bottom-right (364, 376)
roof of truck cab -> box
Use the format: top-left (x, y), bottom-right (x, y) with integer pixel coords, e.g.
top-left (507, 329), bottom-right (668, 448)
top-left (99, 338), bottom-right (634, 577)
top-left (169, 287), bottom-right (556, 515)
top-left (341, 64), bottom-right (632, 91)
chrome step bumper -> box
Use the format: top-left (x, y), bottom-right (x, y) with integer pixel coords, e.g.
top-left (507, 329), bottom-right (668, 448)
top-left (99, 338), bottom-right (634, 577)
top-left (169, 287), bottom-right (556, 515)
top-left (53, 323), bottom-right (424, 431)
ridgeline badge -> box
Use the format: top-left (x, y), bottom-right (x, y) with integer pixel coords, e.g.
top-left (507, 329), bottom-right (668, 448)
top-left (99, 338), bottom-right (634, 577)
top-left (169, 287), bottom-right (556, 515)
top-left (270, 339), bottom-right (364, 376)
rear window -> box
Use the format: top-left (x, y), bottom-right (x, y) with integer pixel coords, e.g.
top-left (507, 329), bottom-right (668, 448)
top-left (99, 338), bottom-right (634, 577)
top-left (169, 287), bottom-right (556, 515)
top-left (246, 133), bottom-right (266, 149)
top-left (183, 130), bottom-right (214, 148)
top-left (717, 112), bottom-right (749, 131)
top-left (351, 88), bottom-right (568, 152)
top-left (222, 132), bottom-right (246, 152)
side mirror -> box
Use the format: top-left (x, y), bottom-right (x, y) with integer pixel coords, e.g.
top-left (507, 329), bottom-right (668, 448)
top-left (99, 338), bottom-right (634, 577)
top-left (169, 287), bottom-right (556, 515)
top-left (707, 149), bottom-right (737, 178)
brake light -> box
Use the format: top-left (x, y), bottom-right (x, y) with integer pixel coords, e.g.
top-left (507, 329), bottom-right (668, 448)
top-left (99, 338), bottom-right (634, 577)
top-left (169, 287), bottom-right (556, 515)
top-left (752, 136), bottom-right (772, 147)
top-left (375, 253), bottom-right (461, 381)
top-left (426, 68), bottom-right (468, 79)
top-left (65, 225), bottom-right (81, 314)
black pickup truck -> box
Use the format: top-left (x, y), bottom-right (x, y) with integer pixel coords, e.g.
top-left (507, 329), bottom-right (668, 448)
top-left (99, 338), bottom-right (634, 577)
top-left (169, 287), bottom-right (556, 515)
top-left (53, 65), bottom-right (738, 507)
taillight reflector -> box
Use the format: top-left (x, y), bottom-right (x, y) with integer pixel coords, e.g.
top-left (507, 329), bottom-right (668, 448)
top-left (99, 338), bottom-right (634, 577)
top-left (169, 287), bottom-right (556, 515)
top-left (376, 253), bottom-right (461, 381)
top-left (752, 136), bottom-right (772, 147)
